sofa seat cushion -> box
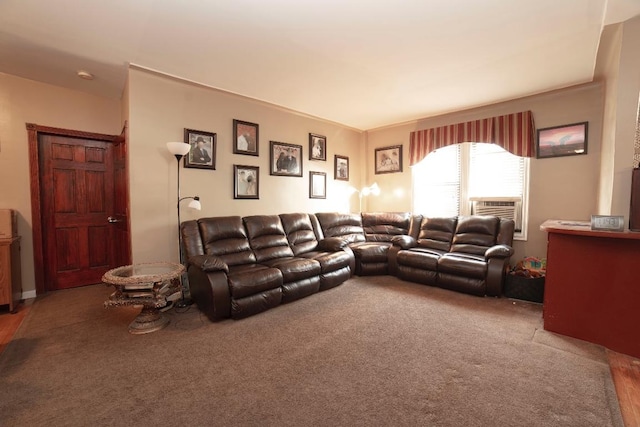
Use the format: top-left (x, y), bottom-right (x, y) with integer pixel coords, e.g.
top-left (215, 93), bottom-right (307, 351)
top-left (397, 248), bottom-right (445, 270)
top-left (438, 253), bottom-right (487, 279)
top-left (227, 264), bottom-right (283, 299)
top-left (262, 257), bottom-right (321, 282)
top-left (298, 251), bottom-right (352, 273)
top-left (350, 242), bottom-right (392, 262)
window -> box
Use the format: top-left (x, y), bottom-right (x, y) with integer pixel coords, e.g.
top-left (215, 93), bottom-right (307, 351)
top-left (412, 142), bottom-right (529, 239)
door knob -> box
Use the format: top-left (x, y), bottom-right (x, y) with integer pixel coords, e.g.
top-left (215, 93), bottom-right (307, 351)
top-left (107, 216), bottom-right (120, 223)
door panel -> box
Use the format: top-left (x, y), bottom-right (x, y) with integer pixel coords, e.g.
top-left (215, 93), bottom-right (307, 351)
top-left (40, 134), bottom-right (117, 290)
top-left (113, 129), bottom-right (132, 267)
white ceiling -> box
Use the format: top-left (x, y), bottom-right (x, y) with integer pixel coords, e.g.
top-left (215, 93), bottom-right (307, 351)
top-left (1, 0), bottom-right (639, 130)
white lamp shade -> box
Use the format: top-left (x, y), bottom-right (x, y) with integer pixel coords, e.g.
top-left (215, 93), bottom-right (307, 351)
top-left (370, 182), bottom-right (381, 196)
top-left (166, 142), bottom-right (191, 156)
top-left (361, 187), bottom-right (371, 196)
top-left (187, 198), bottom-right (202, 210)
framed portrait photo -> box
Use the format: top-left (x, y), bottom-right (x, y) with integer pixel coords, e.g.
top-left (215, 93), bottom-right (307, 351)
top-left (334, 155), bottom-right (349, 181)
top-left (536, 122), bottom-right (588, 159)
top-left (309, 133), bottom-right (327, 161)
top-left (233, 165), bottom-right (259, 199)
top-left (309, 171), bottom-right (326, 199)
top-left (184, 128), bottom-right (216, 170)
top-left (375, 145), bottom-right (403, 174)
top-left (233, 119), bottom-right (259, 156)
top-left (270, 141), bottom-right (303, 177)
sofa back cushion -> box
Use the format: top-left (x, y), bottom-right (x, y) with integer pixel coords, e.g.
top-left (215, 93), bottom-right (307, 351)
top-left (315, 212), bottom-right (365, 244)
top-left (362, 212), bottom-right (412, 242)
top-left (450, 215), bottom-right (500, 255)
top-left (497, 218), bottom-right (516, 247)
top-left (244, 215), bottom-right (295, 262)
top-left (417, 217), bottom-right (458, 252)
top-left (198, 216), bottom-right (256, 266)
top-left (280, 213), bottom-right (318, 256)
top-left (181, 220), bottom-right (205, 260)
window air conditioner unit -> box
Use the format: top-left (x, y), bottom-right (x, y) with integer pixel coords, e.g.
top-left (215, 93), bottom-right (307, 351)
top-left (470, 197), bottom-right (522, 232)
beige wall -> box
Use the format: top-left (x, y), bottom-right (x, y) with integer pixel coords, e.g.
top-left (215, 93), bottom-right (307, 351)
top-left (601, 16), bottom-right (640, 218)
top-left (127, 68), bottom-right (364, 265)
top-left (595, 24), bottom-right (622, 214)
top-left (365, 83), bottom-right (604, 262)
top-left (0, 72), bottom-right (122, 296)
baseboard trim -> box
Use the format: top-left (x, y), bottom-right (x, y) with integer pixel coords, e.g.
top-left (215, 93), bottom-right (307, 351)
top-left (22, 290), bottom-right (37, 300)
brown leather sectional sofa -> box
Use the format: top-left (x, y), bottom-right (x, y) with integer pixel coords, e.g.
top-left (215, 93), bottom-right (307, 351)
top-left (181, 212), bottom-right (515, 321)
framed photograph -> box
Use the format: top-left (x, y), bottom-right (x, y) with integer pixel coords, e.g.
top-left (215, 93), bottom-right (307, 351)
top-left (233, 119), bottom-right (259, 156)
top-left (375, 145), bottom-right (403, 174)
top-left (184, 128), bottom-right (216, 169)
top-left (234, 165), bottom-right (259, 199)
top-left (537, 122), bottom-right (588, 159)
top-left (334, 155), bottom-right (349, 181)
top-left (309, 133), bottom-right (327, 161)
top-left (309, 171), bottom-right (326, 199)
top-left (270, 141), bottom-right (303, 177)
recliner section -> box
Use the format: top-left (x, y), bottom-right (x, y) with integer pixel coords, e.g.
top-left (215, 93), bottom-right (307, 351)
top-left (390, 215), bottom-right (514, 297)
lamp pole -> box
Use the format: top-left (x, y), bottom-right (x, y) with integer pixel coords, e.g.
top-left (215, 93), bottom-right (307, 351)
top-left (166, 142), bottom-right (201, 308)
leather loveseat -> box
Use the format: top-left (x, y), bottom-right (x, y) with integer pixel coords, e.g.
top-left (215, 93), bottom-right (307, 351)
top-left (181, 213), bottom-right (354, 320)
top-left (388, 215), bottom-right (515, 297)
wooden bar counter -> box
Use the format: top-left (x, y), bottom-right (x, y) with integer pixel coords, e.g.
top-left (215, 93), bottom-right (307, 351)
top-left (541, 220), bottom-right (640, 359)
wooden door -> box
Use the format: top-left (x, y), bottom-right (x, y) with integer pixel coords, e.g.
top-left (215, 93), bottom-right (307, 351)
top-left (39, 134), bottom-right (118, 290)
top-left (112, 127), bottom-right (132, 267)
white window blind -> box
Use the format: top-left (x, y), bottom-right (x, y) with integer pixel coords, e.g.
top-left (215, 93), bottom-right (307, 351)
top-left (412, 145), bottom-right (460, 217)
top-left (468, 143), bottom-right (524, 198)
top-left (413, 142), bottom-right (529, 238)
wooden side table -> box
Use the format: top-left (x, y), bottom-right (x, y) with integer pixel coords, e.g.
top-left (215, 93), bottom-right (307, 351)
top-left (102, 262), bottom-right (185, 334)
top-left (0, 237), bottom-right (22, 313)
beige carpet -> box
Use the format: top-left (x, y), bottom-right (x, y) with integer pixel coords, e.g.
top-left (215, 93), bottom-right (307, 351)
top-left (0, 276), bottom-right (623, 426)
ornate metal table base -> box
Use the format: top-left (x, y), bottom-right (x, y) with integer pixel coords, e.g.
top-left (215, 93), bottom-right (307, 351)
top-left (128, 306), bottom-right (170, 334)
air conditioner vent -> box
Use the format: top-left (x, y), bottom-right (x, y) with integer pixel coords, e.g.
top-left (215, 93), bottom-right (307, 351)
top-left (470, 197), bottom-right (522, 232)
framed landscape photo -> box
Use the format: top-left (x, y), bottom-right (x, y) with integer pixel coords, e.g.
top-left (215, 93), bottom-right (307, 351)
top-left (233, 119), bottom-right (259, 156)
top-left (270, 141), bottom-right (303, 177)
top-left (309, 171), bottom-right (326, 199)
top-left (537, 122), bottom-right (588, 159)
top-left (233, 165), bottom-right (259, 199)
top-left (334, 155), bottom-right (349, 181)
top-left (184, 128), bottom-right (216, 170)
top-left (375, 145), bottom-right (403, 174)
top-left (309, 133), bottom-right (327, 161)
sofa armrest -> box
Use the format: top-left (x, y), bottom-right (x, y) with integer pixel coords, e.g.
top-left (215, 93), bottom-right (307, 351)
top-left (391, 235), bottom-right (416, 250)
top-left (485, 244), bottom-right (514, 259)
top-left (318, 237), bottom-right (349, 251)
top-left (189, 255), bottom-right (229, 273)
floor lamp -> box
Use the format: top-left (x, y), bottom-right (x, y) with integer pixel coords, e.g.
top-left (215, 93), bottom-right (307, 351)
top-left (166, 142), bottom-right (202, 308)
top-left (348, 182), bottom-right (381, 212)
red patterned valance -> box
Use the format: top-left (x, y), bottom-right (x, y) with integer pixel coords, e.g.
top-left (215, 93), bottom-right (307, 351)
top-left (409, 111), bottom-right (535, 165)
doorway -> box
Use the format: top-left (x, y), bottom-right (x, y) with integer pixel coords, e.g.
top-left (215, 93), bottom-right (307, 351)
top-left (27, 123), bottom-right (131, 293)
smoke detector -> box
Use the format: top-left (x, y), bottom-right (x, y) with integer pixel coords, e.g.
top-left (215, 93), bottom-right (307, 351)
top-left (77, 70), bottom-right (94, 80)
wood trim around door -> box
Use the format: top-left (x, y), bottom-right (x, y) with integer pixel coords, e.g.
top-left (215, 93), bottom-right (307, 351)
top-left (26, 123), bottom-right (127, 295)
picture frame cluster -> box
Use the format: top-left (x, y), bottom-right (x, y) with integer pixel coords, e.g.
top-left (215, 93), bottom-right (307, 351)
top-left (181, 122), bottom-right (403, 201)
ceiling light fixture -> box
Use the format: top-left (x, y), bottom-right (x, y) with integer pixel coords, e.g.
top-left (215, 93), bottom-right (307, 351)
top-left (77, 70), bottom-right (94, 80)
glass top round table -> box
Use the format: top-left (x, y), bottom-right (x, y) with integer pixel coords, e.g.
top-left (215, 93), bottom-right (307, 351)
top-left (102, 262), bottom-right (185, 287)
top-left (102, 262), bottom-right (185, 334)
